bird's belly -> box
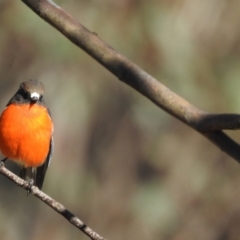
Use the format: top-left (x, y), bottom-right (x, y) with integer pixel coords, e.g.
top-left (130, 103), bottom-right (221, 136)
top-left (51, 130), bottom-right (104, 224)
top-left (0, 104), bottom-right (53, 167)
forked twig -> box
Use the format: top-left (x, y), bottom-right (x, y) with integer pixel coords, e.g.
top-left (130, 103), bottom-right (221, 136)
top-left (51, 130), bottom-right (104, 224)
top-left (21, 0), bottom-right (240, 162)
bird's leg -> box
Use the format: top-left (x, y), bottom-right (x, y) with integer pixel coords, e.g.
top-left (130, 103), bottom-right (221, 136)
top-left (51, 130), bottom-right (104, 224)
top-left (27, 179), bottom-right (34, 196)
top-left (0, 158), bottom-right (7, 167)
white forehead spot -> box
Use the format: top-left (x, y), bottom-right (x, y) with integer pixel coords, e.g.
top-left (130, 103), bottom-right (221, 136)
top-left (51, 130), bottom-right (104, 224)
top-left (30, 92), bottom-right (40, 99)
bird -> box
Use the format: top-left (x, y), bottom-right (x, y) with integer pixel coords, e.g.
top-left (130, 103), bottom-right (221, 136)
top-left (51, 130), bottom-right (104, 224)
top-left (0, 79), bottom-right (53, 190)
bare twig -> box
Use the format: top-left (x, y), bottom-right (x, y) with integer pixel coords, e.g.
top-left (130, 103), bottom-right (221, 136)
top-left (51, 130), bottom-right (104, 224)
top-left (19, 0), bottom-right (240, 162)
top-left (0, 164), bottom-right (105, 240)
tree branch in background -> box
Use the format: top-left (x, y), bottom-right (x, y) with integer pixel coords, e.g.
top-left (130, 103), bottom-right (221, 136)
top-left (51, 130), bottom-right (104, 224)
top-left (21, 0), bottom-right (240, 162)
top-left (0, 165), bottom-right (105, 240)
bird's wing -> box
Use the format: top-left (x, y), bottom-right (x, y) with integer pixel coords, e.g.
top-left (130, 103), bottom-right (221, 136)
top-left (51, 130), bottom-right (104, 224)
top-left (35, 136), bottom-right (54, 189)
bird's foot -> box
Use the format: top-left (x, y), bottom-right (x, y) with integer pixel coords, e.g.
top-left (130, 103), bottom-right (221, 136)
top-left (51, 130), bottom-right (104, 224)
top-left (27, 179), bottom-right (34, 196)
top-left (0, 158), bottom-right (7, 167)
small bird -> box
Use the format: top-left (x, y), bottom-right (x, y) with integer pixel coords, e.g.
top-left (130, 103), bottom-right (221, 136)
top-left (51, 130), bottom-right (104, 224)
top-left (0, 79), bottom-right (53, 189)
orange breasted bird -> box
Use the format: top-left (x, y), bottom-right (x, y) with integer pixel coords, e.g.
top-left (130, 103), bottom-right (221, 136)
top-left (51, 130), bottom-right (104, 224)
top-left (0, 79), bottom-right (53, 189)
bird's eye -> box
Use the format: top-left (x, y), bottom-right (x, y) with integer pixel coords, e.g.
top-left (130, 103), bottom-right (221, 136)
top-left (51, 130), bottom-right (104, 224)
top-left (20, 89), bottom-right (28, 99)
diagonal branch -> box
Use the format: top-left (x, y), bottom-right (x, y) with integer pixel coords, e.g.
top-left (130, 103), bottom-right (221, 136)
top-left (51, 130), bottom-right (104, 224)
top-left (20, 0), bottom-right (240, 162)
top-left (0, 165), bottom-right (105, 240)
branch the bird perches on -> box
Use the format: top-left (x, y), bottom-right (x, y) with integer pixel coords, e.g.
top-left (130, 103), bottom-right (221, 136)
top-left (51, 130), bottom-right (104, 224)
top-left (0, 164), bottom-right (105, 240)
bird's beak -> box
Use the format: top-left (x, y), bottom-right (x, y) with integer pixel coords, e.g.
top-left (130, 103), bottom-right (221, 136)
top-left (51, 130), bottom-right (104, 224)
top-left (30, 92), bottom-right (40, 101)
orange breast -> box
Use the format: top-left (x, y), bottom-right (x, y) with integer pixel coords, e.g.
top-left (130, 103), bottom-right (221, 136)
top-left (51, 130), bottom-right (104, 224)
top-left (0, 103), bottom-right (53, 167)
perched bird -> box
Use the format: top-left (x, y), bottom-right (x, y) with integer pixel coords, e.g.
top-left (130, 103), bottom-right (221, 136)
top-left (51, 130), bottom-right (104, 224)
top-left (0, 79), bottom-right (53, 189)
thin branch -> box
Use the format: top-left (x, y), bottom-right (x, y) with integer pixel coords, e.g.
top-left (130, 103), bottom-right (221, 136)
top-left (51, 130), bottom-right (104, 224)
top-left (19, 1), bottom-right (240, 161)
top-left (0, 165), bottom-right (105, 240)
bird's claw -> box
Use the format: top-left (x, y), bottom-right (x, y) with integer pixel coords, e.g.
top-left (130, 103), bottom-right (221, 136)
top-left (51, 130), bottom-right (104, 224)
top-left (27, 179), bottom-right (34, 196)
top-left (0, 158), bottom-right (7, 167)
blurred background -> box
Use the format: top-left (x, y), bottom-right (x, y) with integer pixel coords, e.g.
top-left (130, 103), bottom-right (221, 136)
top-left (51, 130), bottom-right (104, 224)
top-left (1, 0), bottom-right (240, 239)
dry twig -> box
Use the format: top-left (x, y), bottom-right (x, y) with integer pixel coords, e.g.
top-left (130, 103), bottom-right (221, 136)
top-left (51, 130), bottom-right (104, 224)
top-left (0, 164), bottom-right (105, 240)
top-left (20, 0), bottom-right (240, 162)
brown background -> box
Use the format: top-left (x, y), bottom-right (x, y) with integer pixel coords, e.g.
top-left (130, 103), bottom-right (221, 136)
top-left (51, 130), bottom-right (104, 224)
top-left (1, 1), bottom-right (240, 240)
